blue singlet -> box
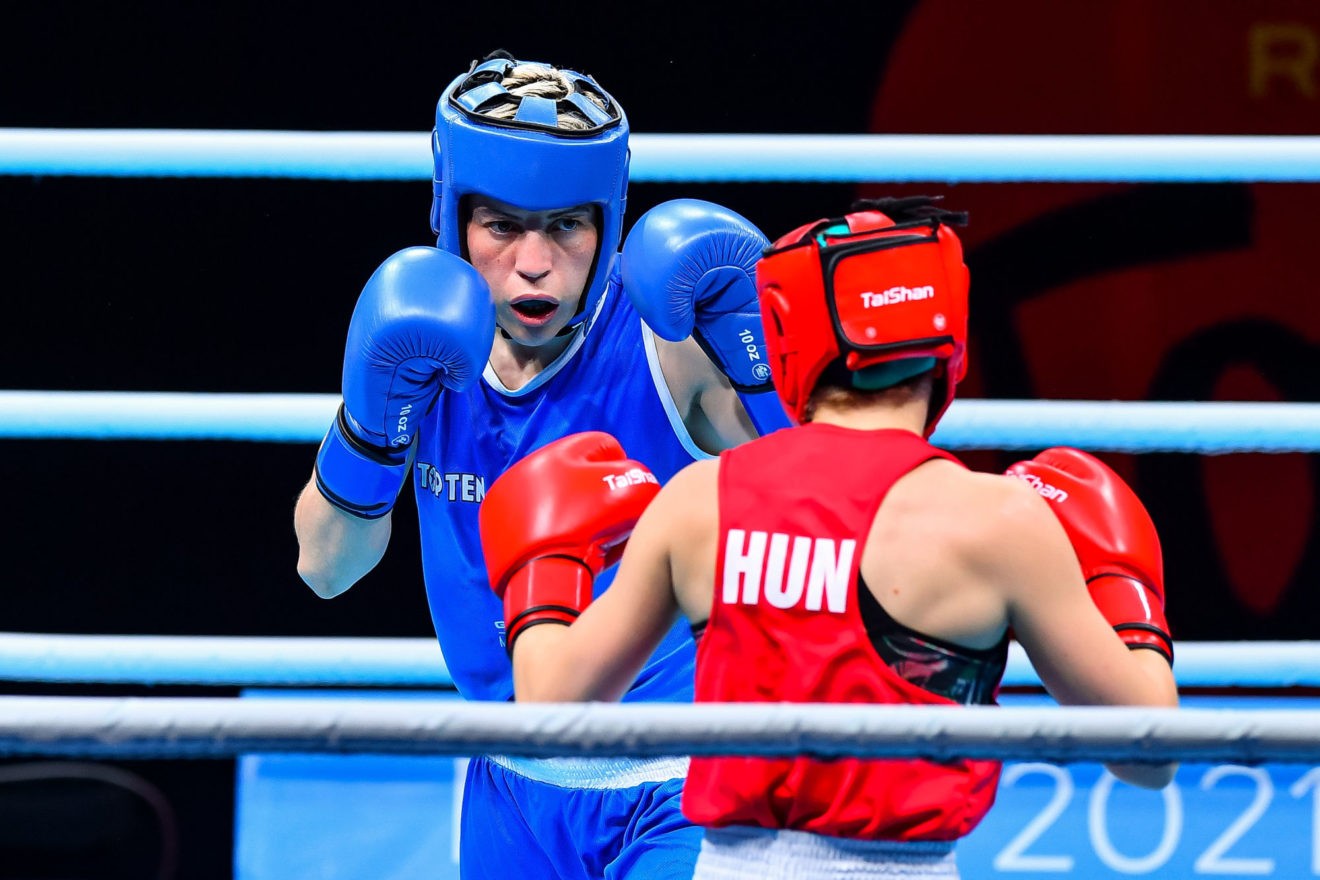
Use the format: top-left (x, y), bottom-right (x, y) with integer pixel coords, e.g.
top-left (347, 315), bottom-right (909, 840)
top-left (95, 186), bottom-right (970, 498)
top-left (411, 271), bottom-right (712, 878)
top-left (412, 273), bottom-right (706, 705)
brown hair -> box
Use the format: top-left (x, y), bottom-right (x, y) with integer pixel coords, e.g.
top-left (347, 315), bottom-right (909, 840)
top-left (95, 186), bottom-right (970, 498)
top-left (803, 364), bottom-right (935, 423)
top-left (481, 63), bottom-right (608, 131)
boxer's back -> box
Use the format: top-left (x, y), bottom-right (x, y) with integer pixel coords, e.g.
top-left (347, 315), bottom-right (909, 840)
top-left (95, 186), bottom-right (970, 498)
top-left (859, 456), bottom-right (1042, 653)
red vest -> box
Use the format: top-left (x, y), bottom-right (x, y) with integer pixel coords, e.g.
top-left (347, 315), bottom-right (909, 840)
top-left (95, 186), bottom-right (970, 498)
top-left (684, 423), bottom-right (1002, 841)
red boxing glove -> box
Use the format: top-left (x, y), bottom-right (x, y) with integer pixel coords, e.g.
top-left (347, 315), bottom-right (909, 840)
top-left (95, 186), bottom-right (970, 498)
top-left (1007, 447), bottom-right (1173, 664)
top-left (480, 432), bottom-right (661, 652)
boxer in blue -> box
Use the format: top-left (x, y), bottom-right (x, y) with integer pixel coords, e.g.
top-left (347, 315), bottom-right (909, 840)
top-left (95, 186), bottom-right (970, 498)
top-left (293, 51), bottom-right (790, 878)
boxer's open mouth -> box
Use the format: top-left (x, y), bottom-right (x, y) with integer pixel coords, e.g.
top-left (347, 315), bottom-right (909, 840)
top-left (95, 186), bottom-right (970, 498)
top-left (512, 299), bottom-right (558, 321)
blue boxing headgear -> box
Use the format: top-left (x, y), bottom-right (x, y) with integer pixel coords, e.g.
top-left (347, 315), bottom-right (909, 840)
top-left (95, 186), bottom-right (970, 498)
top-left (431, 55), bottom-right (630, 328)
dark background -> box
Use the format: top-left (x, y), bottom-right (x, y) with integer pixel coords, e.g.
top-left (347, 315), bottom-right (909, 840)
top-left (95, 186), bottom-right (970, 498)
top-left (0, 2), bottom-right (1316, 877)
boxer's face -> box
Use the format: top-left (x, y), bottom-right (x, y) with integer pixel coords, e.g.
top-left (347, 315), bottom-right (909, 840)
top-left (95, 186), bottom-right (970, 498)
top-left (466, 195), bottom-right (599, 347)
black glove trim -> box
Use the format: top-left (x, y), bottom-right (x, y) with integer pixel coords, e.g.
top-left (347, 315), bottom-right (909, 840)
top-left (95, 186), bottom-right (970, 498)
top-left (313, 466), bottom-right (395, 520)
top-left (336, 404), bottom-right (410, 466)
top-left (505, 610), bottom-right (581, 656)
top-left (1111, 622), bottom-right (1175, 666)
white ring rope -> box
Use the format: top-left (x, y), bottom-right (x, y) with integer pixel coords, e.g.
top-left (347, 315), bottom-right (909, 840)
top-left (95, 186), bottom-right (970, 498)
top-left (0, 635), bottom-right (1313, 689)
top-left (3, 130), bottom-right (1320, 182)
top-left (2, 392), bottom-right (1316, 453)
top-left (0, 698), bottom-right (1312, 763)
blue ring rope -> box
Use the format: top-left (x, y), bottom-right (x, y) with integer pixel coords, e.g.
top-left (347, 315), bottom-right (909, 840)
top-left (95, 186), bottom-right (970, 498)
top-left (4, 129), bottom-right (1320, 182)
top-left (0, 392), bottom-right (1315, 453)
top-left (0, 634), bottom-right (1311, 689)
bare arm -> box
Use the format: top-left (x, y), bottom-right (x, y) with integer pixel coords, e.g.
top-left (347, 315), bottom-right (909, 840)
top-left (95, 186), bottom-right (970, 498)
top-left (512, 460), bottom-right (718, 701)
top-left (293, 472), bottom-right (392, 599)
top-left (987, 479), bottom-right (1178, 788)
top-left (654, 336), bottom-right (758, 453)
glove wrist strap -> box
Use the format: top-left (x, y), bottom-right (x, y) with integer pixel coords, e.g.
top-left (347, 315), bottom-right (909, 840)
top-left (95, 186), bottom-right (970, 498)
top-left (736, 387), bottom-right (792, 433)
top-left (503, 556), bottom-right (594, 653)
top-left (692, 309), bottom-right (774, 393)
top-left (1087, 573), bottom-right (1173, 667)
top-left (313, 405), bottom-right (411, 519)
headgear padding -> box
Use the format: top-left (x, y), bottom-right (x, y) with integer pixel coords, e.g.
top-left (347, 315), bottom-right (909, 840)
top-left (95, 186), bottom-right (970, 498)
top-left (756, 208), bottom-right (970, 434)
top-left (431, 56), bottom-right (630, 328)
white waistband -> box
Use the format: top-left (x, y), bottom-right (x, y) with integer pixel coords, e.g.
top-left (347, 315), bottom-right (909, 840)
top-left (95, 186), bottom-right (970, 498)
top-left (484, 754), bottom-right (689, 789)
top-left (696, 826), bottom-right (958, 880)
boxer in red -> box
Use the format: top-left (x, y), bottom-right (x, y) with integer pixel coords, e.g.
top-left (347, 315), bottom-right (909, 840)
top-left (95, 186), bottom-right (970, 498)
top-left (480, 197), bottom-right (1178, 879)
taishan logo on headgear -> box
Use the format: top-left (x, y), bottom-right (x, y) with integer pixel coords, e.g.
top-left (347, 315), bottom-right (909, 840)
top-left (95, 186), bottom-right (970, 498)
top-left (860, 285), bottom-right (936, 307)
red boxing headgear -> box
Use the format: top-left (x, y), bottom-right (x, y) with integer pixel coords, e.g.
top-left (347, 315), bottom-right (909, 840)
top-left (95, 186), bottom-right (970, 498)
top-left (756, 207), bottom-right (970, 433)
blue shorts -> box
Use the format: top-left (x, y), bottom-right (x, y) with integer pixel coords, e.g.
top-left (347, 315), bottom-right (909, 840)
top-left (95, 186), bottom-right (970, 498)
top-left (459, 754), bottom-right (701, 879)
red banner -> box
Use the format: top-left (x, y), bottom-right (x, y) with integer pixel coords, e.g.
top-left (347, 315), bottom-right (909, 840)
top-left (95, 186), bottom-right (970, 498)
top-left (863, 1), bottom-right (1319, 636)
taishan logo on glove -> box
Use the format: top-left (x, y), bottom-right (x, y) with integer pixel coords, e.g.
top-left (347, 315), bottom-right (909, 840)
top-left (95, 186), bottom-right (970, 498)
top-left (416, 461), bottom-right (486, 503)
top-left (601, 468), bottom-right (659, 490)
top-left (1010, 471), bottom-right (1070, 502)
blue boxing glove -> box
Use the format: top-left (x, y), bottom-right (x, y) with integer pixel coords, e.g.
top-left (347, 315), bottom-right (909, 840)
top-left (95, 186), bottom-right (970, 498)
top-left (315, 246), bottom-right (495, 518)
top-left (621, 199), bottom-right (788, 434)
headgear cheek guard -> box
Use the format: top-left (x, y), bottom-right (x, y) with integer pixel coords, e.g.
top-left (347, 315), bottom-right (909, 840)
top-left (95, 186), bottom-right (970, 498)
top-left (431, 56), bottom-right (630, 328)
top-left (756, 208), bottom-right (970, 434)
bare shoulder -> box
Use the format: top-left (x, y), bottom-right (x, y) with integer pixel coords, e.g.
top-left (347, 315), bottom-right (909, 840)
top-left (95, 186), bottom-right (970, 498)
top-left (885, 460), bottom-right (1062, 558)
top-left (651, 457), bottom-right (721, 523)
top-left (653, 336), bottom-right (756, 452)
top-left (940, 469), bottom-right (1089, 611)
top-left (616, 457), bottom-right (720, 581)
top-left (643, 457), bottom-right (721, 623)
top-left (966, 468), bottom-right (1067, 557)
top-left (631, 457), bottom-right (721, 550)
top-left (971, 468), bottom-right (1060, 529)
